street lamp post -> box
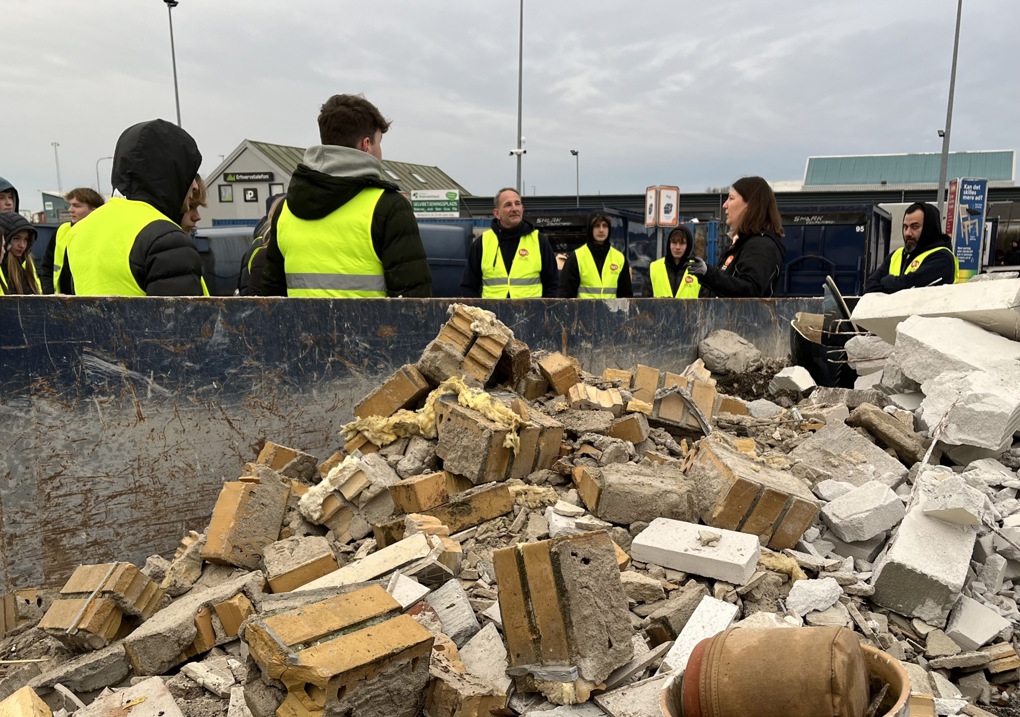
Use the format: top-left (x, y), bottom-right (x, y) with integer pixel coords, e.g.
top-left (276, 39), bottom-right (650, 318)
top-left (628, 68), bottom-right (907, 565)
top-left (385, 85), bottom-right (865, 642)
top-left (514, 0), bottom-right (524, 193)
top-left (164, 0), bottom-right (183, 127)
top-left (937, 0), bottom-right (964, 217)
top-left (570, 150), bottom-right (580, 207)
top-left (51, 142), bottom-right (63, 195)
top-left (95, 156), bottom-right (114, 195)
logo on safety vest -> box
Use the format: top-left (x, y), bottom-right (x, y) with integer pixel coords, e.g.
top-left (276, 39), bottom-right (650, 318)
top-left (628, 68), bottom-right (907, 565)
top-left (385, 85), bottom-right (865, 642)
top-left (519, 248), bottom-right (529, 257)
top-left (684, 275), bottom-right (694, 283)
top-left (909, 260), bottom-right (920, 270)
top-left (610, 264), bottom-right (619, 272)
top-left (723, 256), bottom-right (734, 269)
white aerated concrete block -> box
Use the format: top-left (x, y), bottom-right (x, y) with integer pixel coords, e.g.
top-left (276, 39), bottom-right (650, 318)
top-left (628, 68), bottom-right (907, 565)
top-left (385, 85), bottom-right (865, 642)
top-left (871, 501), bottom-right (976, 625)
top-left (825, 530), bottom-right (887, 563)
top-left (822, 481), bottom-right (905, 542)
top-left (946, 596), bottom-right (1011, 651)
top-left (813, 479), bottom-right (855, 502)
top-left (849, 279), bottom-right (1020, 343)
top-left (921, 369), bottom-right (1020, 451)
top-left (890, 316), bottom-right (1020, 385)
top-left (845, 334), bottom-right (893, 375)
top-left (658, 596), bottom-right (739, 674)
top-left (768, 366), bottom-right (816, 395)
top-left (922, 475), bottom-right (986, 526)
top-left (631, 518), bottom-right (761, 585)
top-left (786, 577), bottom-right (842, 617)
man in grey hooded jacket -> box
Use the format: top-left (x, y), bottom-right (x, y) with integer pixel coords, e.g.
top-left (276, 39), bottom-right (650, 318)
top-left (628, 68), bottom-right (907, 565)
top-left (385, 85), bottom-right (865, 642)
top-left (261, 94), bottom-right (431, 297)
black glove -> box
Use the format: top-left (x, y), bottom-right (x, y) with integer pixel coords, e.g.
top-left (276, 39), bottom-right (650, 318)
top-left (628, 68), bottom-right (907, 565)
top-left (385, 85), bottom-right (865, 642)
top-left (687, 257), bottom-right (708, 276)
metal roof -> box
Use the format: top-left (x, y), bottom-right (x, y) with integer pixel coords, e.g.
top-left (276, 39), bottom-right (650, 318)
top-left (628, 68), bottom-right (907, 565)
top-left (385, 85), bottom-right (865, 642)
top-left (804, 150), bottom-right (1015, 187)
top-left (242, 140), bottom-right (470, 195)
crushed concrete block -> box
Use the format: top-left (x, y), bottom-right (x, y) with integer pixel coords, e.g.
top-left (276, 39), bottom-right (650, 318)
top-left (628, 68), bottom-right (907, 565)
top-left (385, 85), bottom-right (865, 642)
top-left (246, 584), bottom-right (433, 717)
top-left (460, 622), bottom-right (512, 695)
top-left (620, 571), bottom-right (666, 604)
top-left (806, 386), bottom-right (889, 410)
top-left (658, 596), bottom-right (739, 673)
top-left (631, 518), bottom-right (760, 585)
top-left (203, 475), bottom-right (290, 569)
top-left (297, 533), bottom-right (438, 591)
top-left (788, 421), bottom-right (908, 488)
top-left (732, 611), bottom-right (801, 629)
top-left (574, 463), bottom-right (695, 526)
top-left (768, 365), bottom-right (816, 395)
top-left (593, 673), bottom-right (670, 717)
top-left (645, 580), bottom-right (709, 643)
top-left (568, 383), bottom-right (624, 416)
top-left (685, 433), bottom-right (819, 550)
top-left (493, 531), bottom-right (633, 703)
top-left (824, 530), bottom-right (887, 563)
top-left (426, 649), bottom-right (507, 717)
top-left (262, 536), bottom-right (338, 593)
top-left (786, 577), bottom-right (842, 616)
top-left (979, 555), bottom-right (1008, 595)
top-left (871, 496), bottom-right (976, 625)
top-left (698, 330), bottom-right (762, 375)
top-left (425, 482), bottom-right (515, 534)
top-left (850, 278), bottom-right (1020, 343)
top-left (161, 532), bottom-right (206, 597)
top-left (255, 441), bottom-right (317, 482)
top-left (889, 392), bottom-right (923, 412)
top-left (538, 352), bottom-right (581, 395)
top-left (123, 571), bottom-right (263, 675)
top-left (925, 629), bottom-right (963, 658)
top-left (946, 595), bottom-right (1012, 651)
top-left (386, 572), bottom-right (430, 610)
top-left (804, 602), bottom-right (851, 627)
top-left (181, 654), bottom-right (236, 698)
top-left (76, 677), bottom-right (185, 716)
top-left (922, 475), bottom-right (987, 526)
top-left (425, 579), bottom-right (482, 647)
top-left (847, 402), bottom-right (928, 466)
top-left (300, 453), bottom-right (400, 542)
top-left (28, 643), bottom-right (131, 695)
top-left (822, 481), bottom-right (905, 542)
top-left (927, 651), bottom-right (992, 670)
top-left (395, 435), bottom-right (439, 478)
top-left (747, 399), bottom-right (783, 419)
top-left (921, 368), bottom-right (1020, 452)
top-left (227, 685), bottom-right (254, 717)
top-left (813, 479), bottom-right (855, 502)
top-left (354, 364), bottom-right (431, 419)
top-left (845, 334), bottom-right (894, 375)
top-left (891, 315), bottom-right (1020, 385)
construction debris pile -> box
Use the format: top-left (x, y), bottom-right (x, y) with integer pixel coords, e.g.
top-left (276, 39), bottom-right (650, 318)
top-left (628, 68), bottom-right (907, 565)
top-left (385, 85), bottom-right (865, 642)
top-left (2, 290), bottom-right (1020, 717)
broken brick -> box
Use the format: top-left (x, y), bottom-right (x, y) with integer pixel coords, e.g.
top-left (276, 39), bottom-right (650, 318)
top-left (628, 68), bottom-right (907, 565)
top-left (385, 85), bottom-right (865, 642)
top-left (538, 352), bottom-right (580, 395)
top-left (202, 475), bottom-right (291, 569)
top-left (256, 441), bottom-right (317, 481)
top-left (354, 364), bottom-right (431, 420)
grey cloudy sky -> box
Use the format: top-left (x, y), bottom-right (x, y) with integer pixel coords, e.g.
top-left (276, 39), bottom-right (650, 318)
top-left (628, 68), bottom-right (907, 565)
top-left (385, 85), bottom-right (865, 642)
top-left (4, 0), bottom-right (1017, 212)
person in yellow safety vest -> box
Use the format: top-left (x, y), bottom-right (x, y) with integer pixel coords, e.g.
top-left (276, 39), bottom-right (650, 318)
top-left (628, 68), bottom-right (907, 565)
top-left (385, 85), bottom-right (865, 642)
top-left (559, 213), bottom-right (633, 298)
top-left (261, 94), bottom-right (431, 298)
top-left (42, 187), bottom-right (104, 294)
top-left (64, 119), bottom-right (207, 296)
top-left (0, 212), bottom-right (41, 294)
top-left (864, 202), bottom-right (958, 293)
top-left (461, 187), bottom-right (559, 298)
top-left (643, 225), bottom-right (701, 298)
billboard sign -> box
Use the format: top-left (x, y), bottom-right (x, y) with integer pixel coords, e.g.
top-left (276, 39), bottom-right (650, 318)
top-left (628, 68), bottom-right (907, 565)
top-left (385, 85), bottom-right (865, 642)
top-left (410, 189), bottom-right (460, 219)
top-left (946, 178), bottom-right (988, 281)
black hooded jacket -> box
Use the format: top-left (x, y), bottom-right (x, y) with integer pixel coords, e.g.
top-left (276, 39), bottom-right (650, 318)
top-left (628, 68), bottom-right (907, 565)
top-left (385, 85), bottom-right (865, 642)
top-left (559, 217), bottom-right (633, 298)
top-left (642, 226), bottom-right (694, 297)
top-left (0, 176), bottom-right (20, 212)
top-left (864, 203), bottom-right (956, 294)
top-left (65, 119), bottom-right (204, 296)
top-left (460, 217), bottom-right (559, 298)
top-left (261, 150), bottom-right (431, 298)
top-left (699, 231), bottom-right (786, 298)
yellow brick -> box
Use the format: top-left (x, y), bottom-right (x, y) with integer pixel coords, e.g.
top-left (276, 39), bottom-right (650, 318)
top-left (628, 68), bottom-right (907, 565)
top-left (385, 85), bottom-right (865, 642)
top-left (740, 488), bottom-right (789, 538)
top-left (521, 374), bottom-right (550, 400)
top-left (608, 413), bottom-right (650, 444)
top-left (627, 399), bottom-right (653, 415)
top-left (767, 497), bottom-right (819, 551)
top-left (538, 353), bottom-right (580, 396)
top-left (463, 333), bottom-right (510, 384)
top-left (631, 365), bottom-right (661, 403)
top-left (213, 593), bottom-right (254, 638)
top-left (601, 368), bottom-right (633, 386)
top-left (268, 553), bottom-right (341, 594)
top-left (662, 372), bottom-right (689, 390)
top-left (202, 479), bottom-right (291, 569)
top-left (438, 537), bottom-right (463, 575)
top-left (731, 438), bottom-right (757, 456)
top-left (257, 441), bottom-right (314, 472)
top-left (343, 432), bottom-right (379, 456)
top-left (39, 597), bottom-right (123, 646)
top-left (908, 694), bottom-right (936, 717)
top-left (709, 478), bottom-right (762, 531)
top-left (715, 396), bottom-right (749, 416)
top-left (317, 452), bottom-right (344, 480)
top-left (389, 471), bottom-right (451, 514)
top-left (1, 593), bottom-right (17, 638)
top-left (0, 686), bottom-right (52, 717)
top-left (60, 563), bottom-right (163, 619)
top-left (491, 546), bottom-right (539, 667)
top-left (436, 307), bottom-right (476, 355)
top-left (425, 484), bottom-right (514, 534)
top-left (354, 365), bottom-right (431, 420)
top-left (613, 541), bottom-right (631, 571)
top-left (571, 466), bottom-right (602, 513)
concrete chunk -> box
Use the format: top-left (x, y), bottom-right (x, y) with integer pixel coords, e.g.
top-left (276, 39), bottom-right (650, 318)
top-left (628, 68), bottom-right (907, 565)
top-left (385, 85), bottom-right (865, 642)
top-left (891, 315), bottom-right (1020, 384)
top-left (822, 481), bottom-right (905, 542)
top-left (946, 596), bottom-right (1012, 651)
top-left (460, 622), bottom-right (512, 695)
top-left (297, 533), bottom-right (437, 591)
top-left (632, 518), bottom-right (760, 585)
top-left (698, 330), bottom-right (762, 375)
top-left (424, 578), bottom-right (482, 647)
top-left (785, 577), bottom-right (842, 616)
top-left (584, 463), bottom-right (696, 526)
top-left (921, 368), bottom-right (1020, 451)
top-left (788, 421), bottom-right (908, 488)
top-left (922, 475), bottom-right (987, 526)
top-left (658, 596), bottom-right (738, 673)
top-left (75, 676), bottom-right (184, 717)
top-left (202, 476), bottom-right (290, 570)
top-left (261, 535), bottom-right (338, 593)
top-left (768, 365), bottom-right (816, 395)
top-left (594, 673), bottom-right (671, 717)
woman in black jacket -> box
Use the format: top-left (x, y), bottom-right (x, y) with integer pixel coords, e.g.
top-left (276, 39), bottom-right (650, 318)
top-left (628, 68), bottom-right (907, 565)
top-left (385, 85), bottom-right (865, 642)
top-left (689, 176), bottom-right (786, 298)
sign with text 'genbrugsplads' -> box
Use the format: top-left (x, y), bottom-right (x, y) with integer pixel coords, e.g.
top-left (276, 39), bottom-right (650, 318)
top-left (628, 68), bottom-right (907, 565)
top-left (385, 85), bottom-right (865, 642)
top-left (946, 178), bottom-right (987, 281)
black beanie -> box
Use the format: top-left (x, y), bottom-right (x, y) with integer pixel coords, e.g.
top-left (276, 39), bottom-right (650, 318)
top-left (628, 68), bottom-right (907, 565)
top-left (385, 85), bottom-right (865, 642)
top-left (0, 212), bottom-right (37, 248)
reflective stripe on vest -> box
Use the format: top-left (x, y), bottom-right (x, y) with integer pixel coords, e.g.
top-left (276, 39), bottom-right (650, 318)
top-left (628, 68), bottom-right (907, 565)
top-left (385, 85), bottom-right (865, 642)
top-left (277, 188), bottom-right (386, 297)
top-left (888, 246), bottom-right (960, 283)
top-left (649, 258), bottom-right (700, 298)
top-left (65, 198), bottom-right (164, 296)
top-left (52, 222), bottom-right (72, 291)
top-left (480, 229), bottom-right (543, 298)
top-left (576, 244), bottom-right (624, 298)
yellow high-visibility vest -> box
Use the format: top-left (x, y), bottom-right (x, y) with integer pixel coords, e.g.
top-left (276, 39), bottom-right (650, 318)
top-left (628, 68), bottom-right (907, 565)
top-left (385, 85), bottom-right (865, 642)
top-left (888, 246), bottom-right (959, 283)
top-left (480, 229), bottom-right (542, 298)
top-left (277, 188), bottom-right (386, 298)
top-left (649, 257), bottom-right (700, 298)
top-left (52, 222), bottom-right (72, 292)
top-left (66, 199), bottom-right (152, 296)
top-left (575, 244), bottom-right (624, 298)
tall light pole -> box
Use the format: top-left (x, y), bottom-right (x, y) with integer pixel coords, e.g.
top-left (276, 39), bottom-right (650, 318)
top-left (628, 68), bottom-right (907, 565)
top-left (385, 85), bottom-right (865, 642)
top-left (937, 0), bottom-right (964, 217)
top-left (95, 156), bottom-right (114, 195)
top-left (164, 0), bottom-right (183, 127)
top-left (570, 150), bottom-right (580, 207)
top-left (51, 142), bottom-right (63, 194)
top-left (514, 0), bottom-right (524, 193)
